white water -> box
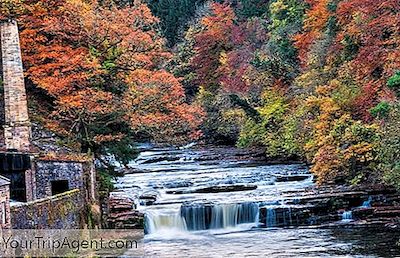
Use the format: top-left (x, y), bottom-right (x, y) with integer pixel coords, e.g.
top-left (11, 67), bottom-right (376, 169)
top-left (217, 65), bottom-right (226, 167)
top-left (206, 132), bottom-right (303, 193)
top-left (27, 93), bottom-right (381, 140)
top-left (114, 145), bottom-right (400, 257)
top-left (341, 211), bottom-right (353, 221)
top-left (146, 210), bottom-right (187, 233)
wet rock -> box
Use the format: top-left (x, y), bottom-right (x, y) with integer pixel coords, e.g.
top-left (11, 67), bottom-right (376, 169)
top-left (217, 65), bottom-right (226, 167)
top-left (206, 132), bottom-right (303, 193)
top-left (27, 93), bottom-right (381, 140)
top-left (374, 206), bottom-right (400, 218)
top-left (166, 184), bottom-right (257, 194)
top-left (274, 175), bottom-right (310, 182)
top-left (139, 191), bottom-right (158, 205)
top-left (140, 156), bottom-right (181, 164)
top-left (107, 196), bottom-right (144, 229)
top-left (123, 168), bottom-right (151, 174)
top-left (163, 181), bottom-right (193, 189)
top-left (259, 206), bottom-right (314, 227)
top-left (108, 196), bottom-right (135, 211)
top-left (108, 210), bottom-right (144, 229)
top-left (352, 207), bottom-right (375, 219)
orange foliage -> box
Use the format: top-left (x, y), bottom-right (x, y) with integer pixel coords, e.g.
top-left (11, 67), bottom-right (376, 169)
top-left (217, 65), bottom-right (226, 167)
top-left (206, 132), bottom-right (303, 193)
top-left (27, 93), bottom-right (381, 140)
top-left (16, 0), bottom-right (203, 151)
top-left (336, 0), bottom-right (400, 120)
top-left (293, 0), bottom-right (331, 64)
top-left (192, 3), bottom-right (237, 91)
top-left (124, 69), bottom-right (204, 142)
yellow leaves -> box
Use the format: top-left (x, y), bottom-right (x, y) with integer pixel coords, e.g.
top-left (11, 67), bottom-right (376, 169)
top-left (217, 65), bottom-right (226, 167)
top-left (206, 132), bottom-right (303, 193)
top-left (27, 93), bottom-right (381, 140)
top-left (308, 110), bottom-right (380, 184)
top-left (295, 69), bottom-right (322, 89)
top-left (93, 133), bottom-right (124, 144)
top-left (269, 0), bottom-right (287, 14)
top-left (40, 152), bottom-right (93, 162)
top-left (65, 0), bottom-right (91, 14)
top-left (219, 51), bottom-right (228, 66)
top-left (257, 91), bottom-right (288, 121)
top-left (311, 144), bottom-right (342, 184)
top-left (0, 0), bottom-right (24, 20)
top-left (343, 143), bottom-right (374, 163)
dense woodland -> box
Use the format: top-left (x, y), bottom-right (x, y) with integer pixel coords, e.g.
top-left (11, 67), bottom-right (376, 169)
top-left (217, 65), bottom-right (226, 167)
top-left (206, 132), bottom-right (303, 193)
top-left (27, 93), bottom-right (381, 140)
top-left (1, 0), bottom-right (399, 188)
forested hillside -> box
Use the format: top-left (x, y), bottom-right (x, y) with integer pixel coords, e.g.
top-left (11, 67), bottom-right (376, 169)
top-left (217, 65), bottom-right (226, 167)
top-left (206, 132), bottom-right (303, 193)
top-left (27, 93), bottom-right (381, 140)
top-left (1, 0), bottom-right (399, 187)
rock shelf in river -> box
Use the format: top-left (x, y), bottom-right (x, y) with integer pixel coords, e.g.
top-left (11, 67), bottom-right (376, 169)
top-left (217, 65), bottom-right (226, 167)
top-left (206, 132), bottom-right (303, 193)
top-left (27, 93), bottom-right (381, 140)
top-left (166, 184), bottom-right (258, 194)
top-left (107, 195), bottom-right (144, 229)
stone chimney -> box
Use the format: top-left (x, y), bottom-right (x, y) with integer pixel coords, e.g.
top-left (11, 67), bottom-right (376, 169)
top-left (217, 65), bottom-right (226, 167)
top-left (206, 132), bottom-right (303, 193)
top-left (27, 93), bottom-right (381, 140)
top-left (0, 20), bottom-right (31, 152)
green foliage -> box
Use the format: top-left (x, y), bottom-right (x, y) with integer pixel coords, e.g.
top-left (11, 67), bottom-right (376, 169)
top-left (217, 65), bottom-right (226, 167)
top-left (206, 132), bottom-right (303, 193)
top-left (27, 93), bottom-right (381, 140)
top-left (98, 168), bottom-right (115, 195)
top-left (104, 138), bottom-right (140, 166)
top-left (170, 24), bottom-right (204, 100)
top-left (341, 35), bottom-right (360, 61)
top-left (236, 0), bottom-right (270, 19)
top-left (387, 71), bottom-right (400, 96)
top-left (146, 0), bottom-right (206, 46)
top-left (238, 92), bottom-right (300, 158)
top-left (196, 87), bottom-right (247, 144)
top-left (370, 101), bottom-right (391, 119)
top-left (379, 105), bottom-right (400, 189)
top-left (238, 119), bottom-right (266, 147)
top-left (258, 0), bottom-right (305, 80)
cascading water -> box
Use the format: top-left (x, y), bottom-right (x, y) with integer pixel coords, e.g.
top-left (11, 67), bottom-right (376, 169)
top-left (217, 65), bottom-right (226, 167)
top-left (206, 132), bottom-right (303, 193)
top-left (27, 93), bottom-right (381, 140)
top-left (145, 202), bottom-right (260, 234)
top-left (262, 206), bottom-right (296, 227)
top-left (181, 202), bottom-right (260, 231)
top-left (342, 211), bottom-right (353, 220)
top-left (361, 197), bottom-right (372, 208)
top-left (266, 208), bottom-right (277, 227)
top-left (145, 210), bottom-right (187, 234)
top-left (116, 145), bottom-right (400, 257)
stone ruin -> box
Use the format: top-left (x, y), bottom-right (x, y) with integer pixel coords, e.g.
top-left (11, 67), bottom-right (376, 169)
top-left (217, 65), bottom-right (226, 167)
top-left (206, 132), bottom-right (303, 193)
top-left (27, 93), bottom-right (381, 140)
top-left (0, 20), bottom-right (30, 152)
top-left (0, 20), bottom-right (32, 209)
top-left (0, 20), bottom-right (97, 229)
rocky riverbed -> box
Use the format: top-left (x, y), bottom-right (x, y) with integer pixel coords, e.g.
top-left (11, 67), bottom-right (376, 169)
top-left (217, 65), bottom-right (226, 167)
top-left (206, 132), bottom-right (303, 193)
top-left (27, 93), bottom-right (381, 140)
top-left (109, 144), bottom-right (400, 257)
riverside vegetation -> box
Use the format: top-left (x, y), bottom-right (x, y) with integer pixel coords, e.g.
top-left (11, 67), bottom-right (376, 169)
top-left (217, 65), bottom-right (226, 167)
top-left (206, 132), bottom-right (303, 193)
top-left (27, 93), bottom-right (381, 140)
top-left (1, 0), bottom-right (399, 190)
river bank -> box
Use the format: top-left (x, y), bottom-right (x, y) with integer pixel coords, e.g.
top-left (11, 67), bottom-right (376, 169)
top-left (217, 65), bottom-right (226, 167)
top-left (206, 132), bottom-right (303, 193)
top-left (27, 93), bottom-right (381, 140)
top-left (109, 144), bottom-right (400, 257)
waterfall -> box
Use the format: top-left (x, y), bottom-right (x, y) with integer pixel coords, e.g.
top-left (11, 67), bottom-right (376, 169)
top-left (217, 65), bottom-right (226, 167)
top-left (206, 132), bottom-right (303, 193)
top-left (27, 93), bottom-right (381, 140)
top-left (266, 208), bottom-right (277, 227)
top-left (180, 202), bottom-right (259, 231)
top-left (262, 206), bottom-right (296, 227)
top-left (145, 202), bottom-right (259, 234)
top-left (361, 197), bottom-right (372, 208)
top-left (145, 210), bottom-right (187, 234)
top-left (341, 211), bottom-right (353, 220)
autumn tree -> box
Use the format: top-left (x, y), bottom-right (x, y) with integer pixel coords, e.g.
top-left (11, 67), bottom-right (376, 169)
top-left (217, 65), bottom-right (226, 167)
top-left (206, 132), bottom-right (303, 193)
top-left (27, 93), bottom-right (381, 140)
top-left (0, 0), bottom-right (24, 21)
top-left (18, 0), bottom-right (203, 163)
top-left (336, 0), bottom-right (400, 120)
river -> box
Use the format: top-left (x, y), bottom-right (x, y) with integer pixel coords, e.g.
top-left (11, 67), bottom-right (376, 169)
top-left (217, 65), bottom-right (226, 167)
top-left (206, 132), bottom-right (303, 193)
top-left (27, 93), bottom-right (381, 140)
top-left (114, 144), bottom-right (400, 257)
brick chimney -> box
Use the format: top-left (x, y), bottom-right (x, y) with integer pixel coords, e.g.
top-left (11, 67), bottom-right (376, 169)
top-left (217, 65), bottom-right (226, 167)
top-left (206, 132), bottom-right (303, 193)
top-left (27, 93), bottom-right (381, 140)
top-left (0, 20), bottom-right (31, 152)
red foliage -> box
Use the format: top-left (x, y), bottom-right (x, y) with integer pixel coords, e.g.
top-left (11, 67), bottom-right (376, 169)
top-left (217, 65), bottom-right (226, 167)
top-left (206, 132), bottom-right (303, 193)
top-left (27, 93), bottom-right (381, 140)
top-left (192, 3), bottom-right (266, 94)
top-left (293, 0), bottom-right (330, 65)
top-left (337, 0), bottom-right (400, 119)
top-left (17, 0), bottom-right (203, 148)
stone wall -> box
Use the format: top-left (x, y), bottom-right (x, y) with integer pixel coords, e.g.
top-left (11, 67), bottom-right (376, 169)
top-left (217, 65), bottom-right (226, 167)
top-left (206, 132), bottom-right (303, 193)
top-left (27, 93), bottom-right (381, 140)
top-left (0, 20), bottom-right (31, 152)
top-left (0, 182), bottom-right (10, 229)
top-left (34, 161), bottom-right (85, 199)
top-left (10, 189), bottom-right (84, 229)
